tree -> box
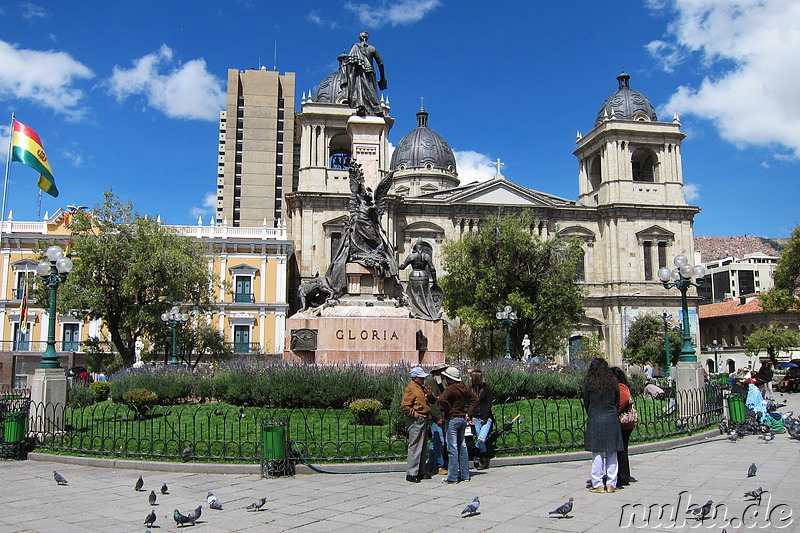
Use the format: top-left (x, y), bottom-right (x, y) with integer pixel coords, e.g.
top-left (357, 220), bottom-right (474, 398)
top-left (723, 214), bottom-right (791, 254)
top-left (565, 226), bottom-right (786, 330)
top-left (623, 313), bottom-right (681, 368)
top-left (760, 223), bottom-right (800, 313)
top-left (745, 325), bottom-right (800, 366)
top-left (439, 212), bottom-right (585, 360)
top-left (51, 191), bottom-right (220, 367)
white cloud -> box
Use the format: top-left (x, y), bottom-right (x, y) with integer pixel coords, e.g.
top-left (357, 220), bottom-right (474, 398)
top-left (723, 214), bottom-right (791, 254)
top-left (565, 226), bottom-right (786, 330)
top-left (344, 0), bottom-right (441, 28)
top-left (683, 182), bottom-right (700, 203)
top-left (649, 0), bottom-right (800, 157)
top-left (453, 150), bottom-right (497, 184)
top-left (20, 2), bottom-right (47, 19)
top-left (0, 125), bottom-right (9, 163)
top-left (107, 45), bottom-right (225, 121)
top-left (0, 40), bottom-right (93, 120)
top-left (307, 10), bottom-right (338, 28)
top-left (190, 192), bottom-right (217, 221)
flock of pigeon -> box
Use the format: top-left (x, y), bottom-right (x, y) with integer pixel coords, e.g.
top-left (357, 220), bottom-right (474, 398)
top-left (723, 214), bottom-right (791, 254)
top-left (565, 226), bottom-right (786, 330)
top-left (46, 405), bottom-right (800, 529)
top-left (51, 471), bottom-right (267, 529)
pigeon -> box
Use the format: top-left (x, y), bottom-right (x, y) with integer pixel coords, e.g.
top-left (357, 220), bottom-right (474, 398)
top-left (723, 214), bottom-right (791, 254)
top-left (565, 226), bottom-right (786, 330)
top-left (245, 497), bottom-right (267, 511)
top-left (180, 446), bottom-right (193, 461)
top-left (149, 490), bottom-right (157, 506)
top-left (144, 510), bottom-right (156, 527)
top-left (758, 432), bottom-right (775, 443)
top-left (207, 492), bottom-right (223, 510)
top-left (53, 471), bottom-right (68, 485)
top-left (744, 487), bottom-right (766, 505)
top-left (173, 509), bottom-right (195, 526)
top-left (686, 500), bottom-right (713, 521)
top-left (135, 476), bottom-right (144, 491)
top-left (165, 408), bottom-right (172, 416)
top-left (748, 463), bottom-right (757, 477)
top-left (549, 497), bottom-right (574, 519)
top-left (239, 412), bottom-right (247, 419)
top-left (214, 409), bottom-right (223, 416)
top-left (461, 496), bottom-right (480, 516)
top-left (187, 505), bottom-right (202, 522)
top-left (727, 430), bottom-right (739, 443)
top-left (161, 483), bottom-right (169, 494)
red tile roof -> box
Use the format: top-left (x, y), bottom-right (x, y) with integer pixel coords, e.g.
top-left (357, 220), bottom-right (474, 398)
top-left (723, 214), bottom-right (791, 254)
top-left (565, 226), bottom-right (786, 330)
top-left (699, 298), bottom-right (763, 319)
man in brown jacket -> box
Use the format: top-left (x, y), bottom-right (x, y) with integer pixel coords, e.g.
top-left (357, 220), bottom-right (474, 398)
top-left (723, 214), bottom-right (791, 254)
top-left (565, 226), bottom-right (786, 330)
top-left (401, 366), bottom-right (436, 482)
top-left (438, 366), bottom-right (479, 484)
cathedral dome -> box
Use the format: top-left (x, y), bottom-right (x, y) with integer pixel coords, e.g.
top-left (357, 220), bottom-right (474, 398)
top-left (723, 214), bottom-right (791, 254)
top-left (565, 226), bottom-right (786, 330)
top-left (390, 108), bottom-right (457, 174)
top-left (595, 73), bottom-right (658, 126)
top-left (313, 70), bottom-right (346, 104)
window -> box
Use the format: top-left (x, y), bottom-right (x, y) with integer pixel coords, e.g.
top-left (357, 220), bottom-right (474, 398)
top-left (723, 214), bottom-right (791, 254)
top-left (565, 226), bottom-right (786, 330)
top-left (14, 271), bottom-right (30, 300)
top-left (657, 242), bottom-right (667, 270)
top-left (576, 249), bottom-right (585, 282)
top-left (13, 323), bottom-right (30, 351)
top-left (643, 241), bottom-right (653, 280)
top-left (62, 324), bottom-right (80, 351)
top-left (631, 148), bottom-right (656, 182)
top-left (233, 325), bottom-right (250, 353)
top-left (234, 276), bottom-right (253, 302)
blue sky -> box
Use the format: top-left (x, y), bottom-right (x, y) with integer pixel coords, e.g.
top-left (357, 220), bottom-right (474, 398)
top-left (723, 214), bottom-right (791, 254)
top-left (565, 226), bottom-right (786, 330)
top-left (1, 0), bottom-right (798, 238)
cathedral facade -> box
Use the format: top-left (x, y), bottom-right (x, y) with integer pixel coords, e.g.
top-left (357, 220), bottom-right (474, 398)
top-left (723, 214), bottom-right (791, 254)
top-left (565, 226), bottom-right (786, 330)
top-left (284, 72), bottom-right (700, 366)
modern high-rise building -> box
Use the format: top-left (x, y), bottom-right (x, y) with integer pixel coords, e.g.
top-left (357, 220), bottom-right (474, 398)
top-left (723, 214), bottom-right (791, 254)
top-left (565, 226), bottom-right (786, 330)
top-left (216, 68), bottom-right (295, 227)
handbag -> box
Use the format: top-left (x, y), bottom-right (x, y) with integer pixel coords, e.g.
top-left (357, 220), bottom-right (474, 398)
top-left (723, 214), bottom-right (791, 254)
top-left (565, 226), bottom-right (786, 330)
top-left (619, 401), bottom-right (638, 424)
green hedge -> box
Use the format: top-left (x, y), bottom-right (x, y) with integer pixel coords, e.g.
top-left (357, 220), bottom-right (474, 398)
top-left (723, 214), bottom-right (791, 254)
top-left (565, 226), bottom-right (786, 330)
top-left (108, 359), bottom-right (593, 409)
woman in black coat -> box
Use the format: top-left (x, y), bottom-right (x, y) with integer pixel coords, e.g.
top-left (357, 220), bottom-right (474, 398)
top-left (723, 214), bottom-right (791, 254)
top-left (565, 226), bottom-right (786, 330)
top-left (583, 358), bottom-right (624, 493)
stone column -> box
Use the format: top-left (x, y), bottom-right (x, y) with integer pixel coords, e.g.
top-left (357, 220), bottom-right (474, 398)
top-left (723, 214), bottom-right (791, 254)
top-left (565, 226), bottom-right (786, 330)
top-left (347, 115), bottom-right (389, 191)
top-left (29, 368), bottom-right (67, 437)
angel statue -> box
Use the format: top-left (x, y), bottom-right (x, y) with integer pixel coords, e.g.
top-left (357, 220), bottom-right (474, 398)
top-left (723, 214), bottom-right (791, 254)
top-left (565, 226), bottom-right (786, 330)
top-left (325, 161), bottom-right (401, 299)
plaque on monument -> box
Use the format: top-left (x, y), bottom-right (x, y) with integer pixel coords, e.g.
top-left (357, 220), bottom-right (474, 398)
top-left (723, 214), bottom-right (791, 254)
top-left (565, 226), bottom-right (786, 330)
top-left (290, 329), bottom-right (318, 351)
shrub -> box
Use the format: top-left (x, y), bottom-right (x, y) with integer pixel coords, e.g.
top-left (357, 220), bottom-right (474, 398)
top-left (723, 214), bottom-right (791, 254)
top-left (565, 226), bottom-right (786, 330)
top-left (349, 398), bottom-right (383, 425)
top-left (122, 388), bottom-right (159, 416)
top-left (90, 381), bottom-right (110, 402)
top-left (110, 366), bottom-right (192, 404)
top-left (67, 383), bottom-right (95, 408)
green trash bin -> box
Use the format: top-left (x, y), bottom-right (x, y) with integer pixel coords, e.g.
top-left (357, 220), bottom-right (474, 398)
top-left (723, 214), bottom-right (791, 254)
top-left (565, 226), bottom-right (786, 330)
top-left (727, 396), bottom-right (745, 422)
top-left (718, 373), bottom-right (729, 385)
top-left (262, 424), bottom-right (286, 461)
top-left (4, 411), bottom-right (28, 443)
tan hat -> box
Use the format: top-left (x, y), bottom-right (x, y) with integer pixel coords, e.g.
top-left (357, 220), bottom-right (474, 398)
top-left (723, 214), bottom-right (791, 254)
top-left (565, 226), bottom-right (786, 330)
top-left (442, 366), bottom-right (461, 382)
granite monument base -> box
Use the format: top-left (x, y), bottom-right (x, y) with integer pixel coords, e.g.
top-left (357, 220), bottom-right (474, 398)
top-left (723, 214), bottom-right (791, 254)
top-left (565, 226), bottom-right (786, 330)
top-left (284, 304), bottom-right (444, 366)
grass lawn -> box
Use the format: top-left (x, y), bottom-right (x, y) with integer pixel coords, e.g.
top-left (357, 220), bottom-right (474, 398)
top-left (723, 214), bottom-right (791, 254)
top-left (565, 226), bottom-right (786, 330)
top-left (38, 395), bottom-right (717, 463)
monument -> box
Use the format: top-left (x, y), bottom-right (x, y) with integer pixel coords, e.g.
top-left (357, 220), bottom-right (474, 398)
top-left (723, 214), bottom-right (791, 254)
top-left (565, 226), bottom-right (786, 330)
top-left (285, 161), bottom-right (444, 366)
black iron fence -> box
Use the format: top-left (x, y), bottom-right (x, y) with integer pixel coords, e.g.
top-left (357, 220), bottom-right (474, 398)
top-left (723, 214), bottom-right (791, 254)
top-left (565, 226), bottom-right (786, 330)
top-left (20, 385), bottom-right (723, 463)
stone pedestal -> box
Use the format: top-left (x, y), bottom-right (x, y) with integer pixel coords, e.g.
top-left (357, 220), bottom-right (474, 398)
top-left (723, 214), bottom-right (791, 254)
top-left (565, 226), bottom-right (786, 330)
top-left (674, 361), bottom-right (706, 420)
top-left (347, 115), bottom-right (392, 191)
top-left (284, 304), bottom-right (444, 366)
top-left (29, 368), bottom-right (67, 436)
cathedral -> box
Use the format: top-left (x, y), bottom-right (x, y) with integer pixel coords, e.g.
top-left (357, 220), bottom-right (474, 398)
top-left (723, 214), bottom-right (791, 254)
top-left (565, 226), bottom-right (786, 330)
top-left (281, 66), bottom-right (700, 366)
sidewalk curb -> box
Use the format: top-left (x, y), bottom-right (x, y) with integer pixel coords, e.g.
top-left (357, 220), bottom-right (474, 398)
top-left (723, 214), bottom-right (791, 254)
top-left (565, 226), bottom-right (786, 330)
top-left (26, 427), bottom-right (719, 475)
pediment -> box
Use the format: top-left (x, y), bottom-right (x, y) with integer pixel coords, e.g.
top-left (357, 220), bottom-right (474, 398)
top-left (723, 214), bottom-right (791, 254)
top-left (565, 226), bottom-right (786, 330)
top-left (228, 263), bottom-right (259, 275)
top-left (422, 179), bottom-right (575, 207)
top-left (635, 225), bottom-right (675, 242)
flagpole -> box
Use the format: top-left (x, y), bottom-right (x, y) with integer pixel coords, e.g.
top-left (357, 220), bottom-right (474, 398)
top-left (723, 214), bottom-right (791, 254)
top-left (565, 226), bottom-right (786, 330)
top-left (0, 112), bottom-right (15, 254)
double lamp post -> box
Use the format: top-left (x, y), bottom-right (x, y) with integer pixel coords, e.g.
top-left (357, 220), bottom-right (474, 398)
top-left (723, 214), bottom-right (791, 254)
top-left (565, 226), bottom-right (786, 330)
top-left (657, 254), bottom-right (705, 371)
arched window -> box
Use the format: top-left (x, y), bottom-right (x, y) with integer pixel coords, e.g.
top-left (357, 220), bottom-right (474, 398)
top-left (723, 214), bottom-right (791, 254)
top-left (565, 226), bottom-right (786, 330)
top-left (631, 148), bottom-right (657, 182)
top-left (328, 132), bottom-right (351, 169)
top-left (588, 156), bottom-right (602, 191)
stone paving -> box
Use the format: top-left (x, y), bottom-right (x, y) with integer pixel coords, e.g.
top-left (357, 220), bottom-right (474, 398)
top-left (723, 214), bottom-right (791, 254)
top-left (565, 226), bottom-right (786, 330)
top-left (1, 392), bottom-right (799, 532)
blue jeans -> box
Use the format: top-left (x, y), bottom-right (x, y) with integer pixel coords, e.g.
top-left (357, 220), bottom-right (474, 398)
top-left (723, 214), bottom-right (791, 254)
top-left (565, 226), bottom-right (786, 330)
top-left (472, 418), bottom-right (492, 454)
top-left (445, 418), bottom-right (470, 482)
top-left (427, 420), bottom-right (445, 470)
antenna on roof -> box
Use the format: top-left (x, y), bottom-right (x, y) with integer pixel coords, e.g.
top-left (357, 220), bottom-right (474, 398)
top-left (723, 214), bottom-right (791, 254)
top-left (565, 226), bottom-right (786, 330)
top-left (274, 40), bottom-right (278, 71)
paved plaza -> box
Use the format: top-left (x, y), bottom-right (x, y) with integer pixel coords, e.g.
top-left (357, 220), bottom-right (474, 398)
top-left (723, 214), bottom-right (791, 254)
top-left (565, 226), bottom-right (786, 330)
top-left (1, 393), bottom-right (798, 532)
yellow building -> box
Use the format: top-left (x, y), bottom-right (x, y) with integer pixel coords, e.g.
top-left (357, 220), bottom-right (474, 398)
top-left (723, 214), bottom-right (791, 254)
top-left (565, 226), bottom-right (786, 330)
top-left (0, 209), bottom-right (291, 388)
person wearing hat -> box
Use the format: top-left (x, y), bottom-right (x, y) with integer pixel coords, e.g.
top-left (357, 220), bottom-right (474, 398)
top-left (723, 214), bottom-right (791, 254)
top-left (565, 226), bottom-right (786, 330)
top-left (437, 366), bottom-right (479, 484)
top-left (401, 366), bottom-right (437, 482)
top-left (424, 364), bottom-right (450, 475)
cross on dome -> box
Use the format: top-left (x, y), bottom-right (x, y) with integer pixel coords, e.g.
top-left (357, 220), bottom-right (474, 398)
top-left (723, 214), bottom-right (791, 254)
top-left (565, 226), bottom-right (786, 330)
top-left (493, 158), bottom-right (505, 178)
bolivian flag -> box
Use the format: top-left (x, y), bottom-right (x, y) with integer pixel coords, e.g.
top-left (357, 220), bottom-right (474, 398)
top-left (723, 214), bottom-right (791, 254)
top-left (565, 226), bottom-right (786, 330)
top-left (11, 120), bottom-right (59, 197)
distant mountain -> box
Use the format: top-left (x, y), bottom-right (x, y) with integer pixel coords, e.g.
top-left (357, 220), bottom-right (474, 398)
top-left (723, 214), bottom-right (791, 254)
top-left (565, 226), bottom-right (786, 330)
top-left (694, 235), bottom-right (782, 263)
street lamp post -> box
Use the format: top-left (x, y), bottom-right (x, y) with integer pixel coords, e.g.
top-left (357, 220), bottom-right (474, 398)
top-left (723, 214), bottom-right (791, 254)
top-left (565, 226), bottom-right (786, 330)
top-left (35, 245), bottom-right (74, 369)
top-left (161, 307), bottom-right (189, 365)
top-left (657, 255), bottom-right (705, 363)
top-left (708, 340), bottom-right (724, 374)
top-left (658, 311), bottom-right (673, 378)
top-left (496, 305), bottom-right (518, 359)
